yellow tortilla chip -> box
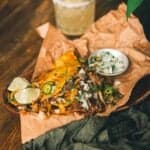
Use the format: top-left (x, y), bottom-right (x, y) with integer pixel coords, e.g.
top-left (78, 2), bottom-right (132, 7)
top-left (35, 51), bottom-right (80, 100)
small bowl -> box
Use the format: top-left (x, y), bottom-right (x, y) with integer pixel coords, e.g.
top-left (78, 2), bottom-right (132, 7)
top-left (88, 48), bottom-right (129, 76)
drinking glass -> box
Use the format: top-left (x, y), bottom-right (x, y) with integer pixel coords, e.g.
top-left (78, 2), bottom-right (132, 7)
top-left (53, 0), bottom-right (95, 36)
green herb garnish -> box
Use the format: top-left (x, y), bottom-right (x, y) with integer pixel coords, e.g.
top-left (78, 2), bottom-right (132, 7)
top-left (42, 81), bottom-right (55, 95)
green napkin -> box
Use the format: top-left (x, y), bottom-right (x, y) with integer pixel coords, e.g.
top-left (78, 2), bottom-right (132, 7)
top-left (22, 97), bottom-right (150, 150)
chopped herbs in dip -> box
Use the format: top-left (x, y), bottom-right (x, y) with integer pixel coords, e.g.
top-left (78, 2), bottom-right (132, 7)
top-left (89, 50), bottom-right (128, 75)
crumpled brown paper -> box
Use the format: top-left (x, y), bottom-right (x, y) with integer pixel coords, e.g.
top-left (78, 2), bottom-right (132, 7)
top-left (21, 3), bottom-right (150, 143)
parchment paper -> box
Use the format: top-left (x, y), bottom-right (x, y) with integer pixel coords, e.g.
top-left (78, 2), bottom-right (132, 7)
top-left (21, 3), bottom-right (150, 143)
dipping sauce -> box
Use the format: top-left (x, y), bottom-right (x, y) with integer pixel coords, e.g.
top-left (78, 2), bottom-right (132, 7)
top-left (88, 49), bottom-right (129, 76)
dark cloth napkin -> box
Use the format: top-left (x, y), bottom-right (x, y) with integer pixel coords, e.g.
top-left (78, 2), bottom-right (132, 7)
top-left (22, 93), bottom-right (150, 150)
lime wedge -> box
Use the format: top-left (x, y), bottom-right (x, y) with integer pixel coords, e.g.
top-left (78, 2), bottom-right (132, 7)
top-left (8, 77), bottom-right (30, 92)
top-left (14, 88), bottom-right (40, 104)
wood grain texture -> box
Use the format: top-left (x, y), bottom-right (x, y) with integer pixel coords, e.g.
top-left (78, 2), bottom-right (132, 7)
top-left (0, 0), bottom-right (53, 149)
top-left (0, 0), bottom-right (149, 149)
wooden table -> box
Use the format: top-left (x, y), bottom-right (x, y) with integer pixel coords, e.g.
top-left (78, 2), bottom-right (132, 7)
top-left (0, 0), bottom-right (149, 149)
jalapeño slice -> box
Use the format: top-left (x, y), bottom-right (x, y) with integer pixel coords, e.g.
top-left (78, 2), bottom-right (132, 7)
top-left (42, 81), bottom-right (55, 95)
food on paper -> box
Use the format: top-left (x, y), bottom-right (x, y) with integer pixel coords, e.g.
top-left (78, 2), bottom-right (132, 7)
top-left (6, 50), bottom-right (123, 116)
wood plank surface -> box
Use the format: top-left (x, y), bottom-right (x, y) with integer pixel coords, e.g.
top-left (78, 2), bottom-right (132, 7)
top-left (0, 0), bottom-right (53, 149)
top-left (0, 0), bottom-right (149, 149)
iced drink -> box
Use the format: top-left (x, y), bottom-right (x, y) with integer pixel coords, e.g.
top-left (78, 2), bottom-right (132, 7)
top-left (53, 0), bottom-right (95, 36)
